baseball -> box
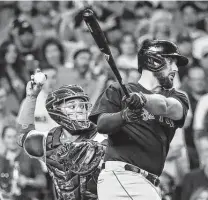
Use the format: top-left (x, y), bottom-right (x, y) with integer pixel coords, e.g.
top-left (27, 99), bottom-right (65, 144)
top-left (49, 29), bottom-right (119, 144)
top-left (33, 71), bottom-right (47, 84)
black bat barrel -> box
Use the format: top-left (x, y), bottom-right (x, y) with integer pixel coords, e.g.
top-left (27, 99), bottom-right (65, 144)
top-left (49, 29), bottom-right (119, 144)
top-left (82, 8), bottom-right (130, 98)
top-left (83, 9), bottom-right (94, 18)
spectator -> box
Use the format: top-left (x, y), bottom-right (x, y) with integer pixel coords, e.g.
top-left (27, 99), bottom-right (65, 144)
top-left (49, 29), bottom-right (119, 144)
top-left (90, 45), bottom-right (118, 78)
top-left (75, 2), bottom-right (119, 33)
top-left (32, 1), bottom-right (58, 39)
top-left (0, 86), bottom-right (16, 155)
top-left (0, 2), bottom-right (15, 43)
top-left (93, 1), bottom-right (120, 42)
top-left (14, 1), bottom-right (36, 23)
top-left (55, 48), bottom-right (106, 104)
top-left (40, 37), bottom-right (66, 69)
top-left (197, 17), bottom-right (208, 33)
top-left (55, 2), bottom-right (78, 42)
top-left (193, 92), bottom-right (208, 140)
top-left (180, 2), bottom-right (206, 40)
top-left (135, 19), bottom-right (152, 46)
top-left (154, 23), bottom-right (172, 41)
top-left (162, 127), bottom-right (190, 200)
top-left (192, 35), bottom-right (208, 60)
top-left (128, 68), bottom-right (141, 83)
top-left (0, 125), bottom-right (47, 200)
top-left (117, 68), bottom-right (129, 84)
top-left (176, 33), bottom-right (197, 81)
top-left (120, 7), bottom-right (137, 34)
top-left (11, 20), bottom-right (40, 75)
top-left (0, 40), bottom-right (29, 114)
top-left (40, 37), bottom-right (76, 90)
top-left (117, 32), bottom-right (138, 70)
top-left (117, 67), bottom-right (140, 84)
top-left (158, 1), bottom-right (179, 13)
top-left (159, 172), bottom-right (176, 200)
top-left (15, 20), bottom-right (38, 56)
top-left (181, 132), bottom-right (208, 200)
top-left (199, 45), bottom-right (208, 79)
top-left (73, 2), bottom-right (120, 48)
top-left (134, 1), bottom-right (153, 21)
top-left (190, 187), bottom-right (208, 200)
top-left (150, 9), bottom-right (173, 41)
top-left (182, 67), bottom-right (207, 169)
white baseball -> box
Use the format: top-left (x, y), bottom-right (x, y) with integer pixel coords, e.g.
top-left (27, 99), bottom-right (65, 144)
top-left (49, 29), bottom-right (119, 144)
top-left (33, 72), bottom-right (47, 84)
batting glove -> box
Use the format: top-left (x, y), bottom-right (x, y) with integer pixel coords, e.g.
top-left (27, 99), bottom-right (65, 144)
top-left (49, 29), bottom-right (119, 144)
top-left (124, 92), bottom-right (147, 110)
top-left (121, 107), bottom-right (143, 123)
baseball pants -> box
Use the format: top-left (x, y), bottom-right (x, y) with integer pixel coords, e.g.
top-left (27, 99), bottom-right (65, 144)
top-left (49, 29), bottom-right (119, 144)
top-left (97, 161), bottom-right (161, 200)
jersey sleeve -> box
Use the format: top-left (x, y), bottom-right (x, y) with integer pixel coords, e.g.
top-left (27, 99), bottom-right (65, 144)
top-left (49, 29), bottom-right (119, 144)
top-left (171, 90), bottom-right (189, 128)
top-left (89, 83), bottom-right (122, 124)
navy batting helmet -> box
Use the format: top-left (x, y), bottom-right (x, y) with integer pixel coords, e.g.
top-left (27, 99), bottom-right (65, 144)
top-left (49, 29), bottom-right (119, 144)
top-left (45, 85), bottom-right (92, 132)
top-left (138, 40), bottom-right (189, 72)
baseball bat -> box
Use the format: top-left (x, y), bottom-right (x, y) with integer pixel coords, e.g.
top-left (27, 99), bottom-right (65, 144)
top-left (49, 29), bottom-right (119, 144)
top-left (82, 8), bottom-right (130, 98)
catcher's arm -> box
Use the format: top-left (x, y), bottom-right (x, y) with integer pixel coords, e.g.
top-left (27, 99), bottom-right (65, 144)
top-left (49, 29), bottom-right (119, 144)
top-left (17, 75), bottom-right (48, 162)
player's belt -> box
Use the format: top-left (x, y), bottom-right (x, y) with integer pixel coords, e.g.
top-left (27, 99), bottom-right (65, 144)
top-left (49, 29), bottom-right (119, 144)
top-left (101, 162), bottom-right (160, 187)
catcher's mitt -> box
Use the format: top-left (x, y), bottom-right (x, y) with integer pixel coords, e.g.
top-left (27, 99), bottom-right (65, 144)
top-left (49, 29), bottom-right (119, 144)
top-left (57, 140), bottom-right (105, 176)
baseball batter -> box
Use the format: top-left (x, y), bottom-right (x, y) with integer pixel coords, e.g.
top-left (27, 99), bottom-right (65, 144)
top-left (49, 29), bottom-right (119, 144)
top-left (89, 40), bottom-right (189, 200)
top-left (16, 72), bottom-right (105, 200)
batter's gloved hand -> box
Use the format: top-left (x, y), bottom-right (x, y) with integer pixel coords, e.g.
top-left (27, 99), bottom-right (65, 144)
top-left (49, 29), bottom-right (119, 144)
top-left (123, 92), bottom-right (147, 110)
top-left (121, 107), bottom-right (143, 123)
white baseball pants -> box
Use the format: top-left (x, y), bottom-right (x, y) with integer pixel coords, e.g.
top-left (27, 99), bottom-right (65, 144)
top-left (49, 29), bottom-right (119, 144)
top-left (97, 161), bottom-right (161, 200)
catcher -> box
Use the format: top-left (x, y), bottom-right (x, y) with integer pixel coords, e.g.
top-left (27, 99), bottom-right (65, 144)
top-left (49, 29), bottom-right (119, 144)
top-left (17, 70), bottom-right (105, 200)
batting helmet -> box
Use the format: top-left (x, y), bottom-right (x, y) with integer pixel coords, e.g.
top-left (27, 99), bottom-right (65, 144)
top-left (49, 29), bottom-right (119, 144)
top-left (45, 85), bottom-right (92, 133)
top-left (138, 40), bottom-right (189, 72)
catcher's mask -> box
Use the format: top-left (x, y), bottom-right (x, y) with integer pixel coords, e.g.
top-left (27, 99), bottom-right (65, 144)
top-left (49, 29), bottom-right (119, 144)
top-left (46, 85), bottom-right (92, 132)
top-left (138, 40), bottom-right (189, 72)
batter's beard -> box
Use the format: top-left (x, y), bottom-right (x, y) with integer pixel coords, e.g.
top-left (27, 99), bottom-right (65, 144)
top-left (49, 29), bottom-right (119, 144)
top-left (154, 71), bottom-right (173, 89)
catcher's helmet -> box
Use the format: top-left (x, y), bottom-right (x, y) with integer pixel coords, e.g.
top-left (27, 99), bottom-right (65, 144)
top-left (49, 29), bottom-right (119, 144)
top-left (138, 40), bottom-right (189, 72)
top-left (46, 85), bottom-right (92, 132)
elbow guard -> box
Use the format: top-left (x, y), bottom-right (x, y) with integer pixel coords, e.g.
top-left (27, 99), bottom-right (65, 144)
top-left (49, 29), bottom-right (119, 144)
top-left (23, 130), bottom-right (48, 162)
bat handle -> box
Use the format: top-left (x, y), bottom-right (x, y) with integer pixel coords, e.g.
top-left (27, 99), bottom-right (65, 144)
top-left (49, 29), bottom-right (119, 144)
top-left (120, 83), bottom-right (130, 98)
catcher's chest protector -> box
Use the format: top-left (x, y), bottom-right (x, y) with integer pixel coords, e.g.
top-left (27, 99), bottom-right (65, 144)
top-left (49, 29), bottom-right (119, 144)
top-left (45, 126), bottom-right (104, 200)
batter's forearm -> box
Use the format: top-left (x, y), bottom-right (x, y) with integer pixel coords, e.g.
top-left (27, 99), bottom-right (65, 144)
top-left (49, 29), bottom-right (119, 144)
top-left (143, 94), bottom-right (167, 115)
top-left (97, 112), bottom-right (125, 134)
top-left (17, 96), bottom-right (37, 147)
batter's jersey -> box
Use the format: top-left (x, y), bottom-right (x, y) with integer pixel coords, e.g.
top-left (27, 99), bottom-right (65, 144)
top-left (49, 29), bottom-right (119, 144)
top-left (89, 82), bottom-right (189, 176)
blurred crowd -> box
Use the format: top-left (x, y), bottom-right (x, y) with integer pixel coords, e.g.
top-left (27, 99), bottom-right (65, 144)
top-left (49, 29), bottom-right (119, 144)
top-left (0, 1), bottom-right (208, 200)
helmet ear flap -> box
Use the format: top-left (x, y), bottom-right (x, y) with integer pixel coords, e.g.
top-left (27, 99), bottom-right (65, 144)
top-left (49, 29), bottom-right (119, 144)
top-left (138, 52), bottom-right (166, 72)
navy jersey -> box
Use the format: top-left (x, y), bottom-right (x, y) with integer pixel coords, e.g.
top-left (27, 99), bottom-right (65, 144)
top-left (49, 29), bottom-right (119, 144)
top-left (89, 82), bottom-right (189, 176)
